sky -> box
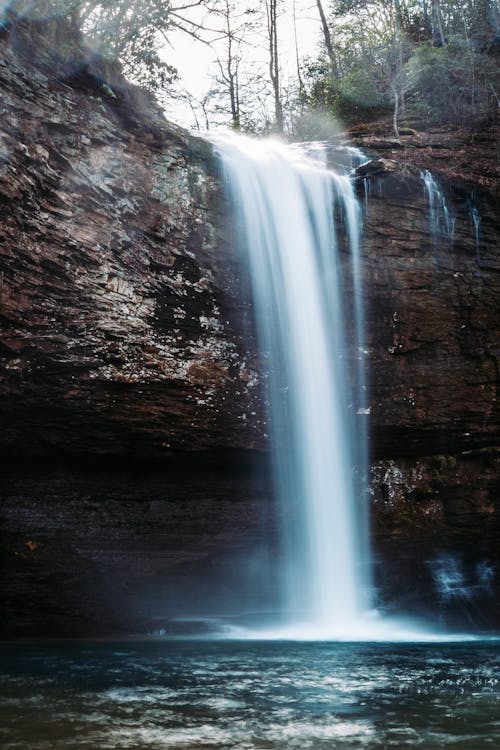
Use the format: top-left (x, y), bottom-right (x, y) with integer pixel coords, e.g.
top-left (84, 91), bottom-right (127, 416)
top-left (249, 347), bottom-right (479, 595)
top-left (163, 1), bottom-right (324, 130)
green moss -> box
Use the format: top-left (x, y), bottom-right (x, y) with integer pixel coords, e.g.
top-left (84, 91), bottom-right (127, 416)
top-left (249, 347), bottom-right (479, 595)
top-left (432, 454), bottom-right (457, 471)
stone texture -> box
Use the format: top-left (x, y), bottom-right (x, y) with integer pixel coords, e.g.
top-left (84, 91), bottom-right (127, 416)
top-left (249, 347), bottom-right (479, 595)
top-left (349, 120), bottom-right (500, 191)
top-left (355, 160), bottom-right (500, 628)
top-left (0, 459), bottom-right (275, 637)
top-left (358, 166), bottom-right (499, 458)
top-left (0, 18), bottom-right (263, 463)
top-left (369, 448), bottom-right (500, 628)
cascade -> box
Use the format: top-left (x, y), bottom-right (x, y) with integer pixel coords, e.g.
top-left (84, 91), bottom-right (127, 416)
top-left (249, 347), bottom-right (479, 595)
top-left (470, 205), bottom-right (481, 260)
top-left (421, 170), bottom-right (455, 242)
top-left (215, 135), bottom-right (371, 637)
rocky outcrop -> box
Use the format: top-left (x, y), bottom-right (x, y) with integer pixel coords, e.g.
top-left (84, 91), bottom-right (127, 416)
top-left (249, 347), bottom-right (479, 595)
top-left (0, 20), bottom-right (499, 635)
top-left (352, 158), bottom-right (499, 627)
top-left (0, 17), bottom-right (262, 462)
top-left (349, 120), bottom-right (500, 192)
top-left (358, 164), bottom-right (499, 458)
top-left (0, 17), bottom-right (269, 637)
top-left (0, 460), bottom-right (275, 636)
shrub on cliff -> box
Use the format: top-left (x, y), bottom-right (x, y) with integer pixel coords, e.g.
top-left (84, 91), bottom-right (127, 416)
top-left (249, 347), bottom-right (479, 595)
top-left (406, 38), bottom-right (499, 124)
top-left (2, 0), bottom-right (183, 91)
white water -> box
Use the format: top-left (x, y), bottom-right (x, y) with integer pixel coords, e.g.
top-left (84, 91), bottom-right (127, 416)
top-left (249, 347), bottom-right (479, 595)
top-left (215, 135), bottom-right (371, 638)
top-left (471, 205), bottom-right (481, 260)
top-left (422, 170), bottom-right (455, 242)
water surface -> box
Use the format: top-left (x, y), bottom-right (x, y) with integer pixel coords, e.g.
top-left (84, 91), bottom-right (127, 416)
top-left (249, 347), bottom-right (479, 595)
top-left (1, 640), bottom-right (499, 748)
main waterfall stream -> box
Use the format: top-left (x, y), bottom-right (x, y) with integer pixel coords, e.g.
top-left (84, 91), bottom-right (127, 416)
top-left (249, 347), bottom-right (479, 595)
top-left (216, 135), bottom-right (371, 638)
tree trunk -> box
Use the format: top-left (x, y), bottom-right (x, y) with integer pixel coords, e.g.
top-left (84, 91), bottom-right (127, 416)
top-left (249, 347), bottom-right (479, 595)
top-left (218, 0), bottom-right (241, 131)
top-left (392, 84), bottom-right (400, 137)
top-left (229, 70), bottom-right (240, 130)
top-left (292, 0), bottom-right (305, 97)
top-left (431, 0), bottom-right (446, 46)
top-left (315, 0), bottom-right (338, 78)
top-left (266, 0), bottom-right (283, 132)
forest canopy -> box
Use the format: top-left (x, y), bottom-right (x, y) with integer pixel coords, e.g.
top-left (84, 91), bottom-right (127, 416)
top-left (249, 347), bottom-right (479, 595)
top-left (2, 0), bottom-right (499, 135)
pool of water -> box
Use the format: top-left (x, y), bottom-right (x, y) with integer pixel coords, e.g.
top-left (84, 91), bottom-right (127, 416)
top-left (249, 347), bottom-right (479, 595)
top-left (1, 640), bottom-right (499, 748)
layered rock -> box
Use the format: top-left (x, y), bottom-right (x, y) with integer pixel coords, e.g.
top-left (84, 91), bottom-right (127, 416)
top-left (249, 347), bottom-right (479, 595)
top-left (0, 19), bottom-right (499, 635)
top-left (0, 18), bottom-right (269, 637)
top-left (351, 158), bottom-right (499, 626)
top-left (0, 17), bottom-right (262, 462)
top-left (359, 164), bottom-right (499, 457)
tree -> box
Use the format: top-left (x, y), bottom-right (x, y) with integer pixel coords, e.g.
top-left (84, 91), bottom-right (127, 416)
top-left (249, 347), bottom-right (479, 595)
top-left (430, 0), bottom-right (446, 45)
top-left (212, 0), bottom-right (241, 128)
top-left (264, 0), bottom-right (283, 131)
top-left (5, 1), bottom-right (218, 92)
top-left (315, 0), bottom-right (338, 78)
top-left (300, 1), bottom-right (412, 129)
top-left (292, 0), bottom-right (305, 96)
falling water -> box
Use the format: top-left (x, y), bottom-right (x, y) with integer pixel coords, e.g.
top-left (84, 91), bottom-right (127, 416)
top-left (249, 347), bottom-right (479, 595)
top-left (471, 205), bottom-right (481, 261)
top-left (215, 135), bottom-right (371, 637)
top-left (289, 142), bottom-right (366, 174)
top-left (363, 177), bottom-right (371, 206)
top-left (422, 170), bottom-right (455, 242)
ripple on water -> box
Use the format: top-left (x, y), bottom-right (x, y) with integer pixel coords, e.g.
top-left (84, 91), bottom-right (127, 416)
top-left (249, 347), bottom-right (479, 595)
top-left (106, 724), bottom-right (236, 748)
top-left (0, 641), bottom-right (499, 750)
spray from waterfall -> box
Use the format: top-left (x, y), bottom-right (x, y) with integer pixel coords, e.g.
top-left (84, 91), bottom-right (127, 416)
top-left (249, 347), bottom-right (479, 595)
top-left (215, 135), bottom-right (372, 637)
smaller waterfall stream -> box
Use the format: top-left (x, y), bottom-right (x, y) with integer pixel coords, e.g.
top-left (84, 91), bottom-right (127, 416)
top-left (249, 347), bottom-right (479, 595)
top-left (471, 205), bottom-right (481, 261)
top-left (216, 135), bottom-right (371, 637)
top-left (422, 170), bottom-right (455, 242)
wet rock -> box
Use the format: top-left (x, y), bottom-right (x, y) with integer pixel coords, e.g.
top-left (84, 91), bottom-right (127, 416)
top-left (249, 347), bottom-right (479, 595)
top-left (357, 167), bottom-right (499, 458)
top-left (355, 158), bottom-right (402, 177)
top-left (349, 120), bottom-right (499, 189)
top-left (0, 458), bottom-right (275, 637)
top-left (0, 24), bottom-right (263, 461)
top-left (353, 137), bottom-right (404, 150)
top-left (369, 448), bottom-right (500, 628)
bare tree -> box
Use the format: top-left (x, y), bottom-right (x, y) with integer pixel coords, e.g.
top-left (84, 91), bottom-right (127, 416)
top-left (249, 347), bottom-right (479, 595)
top-left (431, 0), bottom-right (446, 46)
top-left (292, 0), bottom-right (305, 96)
top-left (315, 0), bottom-right (338, 78)
top-left (212, 0), bottom-right (243, 129)
top-left (7, 1), bottom-right (222, 90)
top-left (264, 0), bottom-right (283, 131)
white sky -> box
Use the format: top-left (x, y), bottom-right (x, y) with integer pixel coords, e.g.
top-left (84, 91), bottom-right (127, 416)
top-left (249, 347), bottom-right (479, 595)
top-left (163, 1), bottom-right (323, 129)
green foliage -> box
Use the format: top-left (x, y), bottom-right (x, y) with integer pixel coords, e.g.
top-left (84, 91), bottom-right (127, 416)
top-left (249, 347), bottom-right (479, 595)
top-left (301, 57), bottom-right (391, 121)
top-left (6, 0), bottom-right (499, 130)
top-left (292, 0), bottom-right (499, 133)
top-left (5, 1), bottom-right (186, 92)
top-left (80, 0), bottom-right (180, 92)
top-left (338, 67), bottom-right (389, 109)
top-left (406, 37), bottom-right (499, 123)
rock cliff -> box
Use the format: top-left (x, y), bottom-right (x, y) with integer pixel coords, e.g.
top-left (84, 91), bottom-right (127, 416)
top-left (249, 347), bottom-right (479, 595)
top-left (0, 17), bottom-right (263, 462)
top-left (356, 156), bottom-right (499, 627)
top-left (0, 18), bottom-right (498, 635)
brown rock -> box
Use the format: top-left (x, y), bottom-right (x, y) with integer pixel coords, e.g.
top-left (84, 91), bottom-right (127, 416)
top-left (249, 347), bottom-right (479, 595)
top-left (0, 23), bottom-right (264, 461)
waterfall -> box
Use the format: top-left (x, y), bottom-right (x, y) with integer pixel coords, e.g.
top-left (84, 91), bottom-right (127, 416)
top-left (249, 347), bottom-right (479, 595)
top-left (421, 170), bottom-right (455, 242)
top-left (215, 135), bottom-right (371, 638)
top-left (471, 205), bottom-right (481, 261)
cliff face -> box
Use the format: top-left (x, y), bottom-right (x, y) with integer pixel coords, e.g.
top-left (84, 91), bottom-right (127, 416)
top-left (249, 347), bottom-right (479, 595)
top-left (0, 19), bottom-right (262, 460)
top-left (1, 22), bottom-right (499, 635)
top-left (358, 161), bottom-right (499, 626)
